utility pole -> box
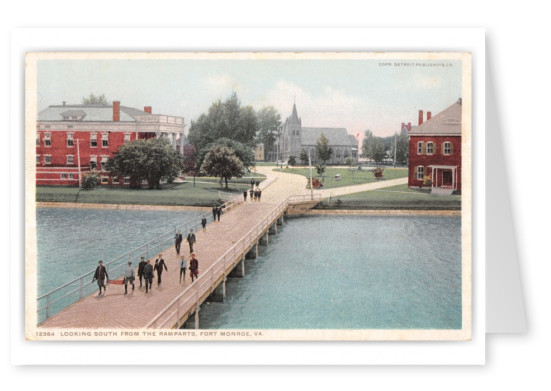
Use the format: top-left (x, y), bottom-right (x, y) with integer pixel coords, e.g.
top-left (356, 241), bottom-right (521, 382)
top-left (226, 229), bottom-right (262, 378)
top-left (308, 148), bottom-right (313, 200)
top-left (76, 138), bottom-right (82, 188)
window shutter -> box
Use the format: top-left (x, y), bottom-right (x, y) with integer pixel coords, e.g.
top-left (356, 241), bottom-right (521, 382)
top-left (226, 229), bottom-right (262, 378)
top-left (434, 142), bottom-right (438, 154)
top-left (450, 142), bottom-right (454, 154)
top-left (422, 142), bottom-right (426, 154)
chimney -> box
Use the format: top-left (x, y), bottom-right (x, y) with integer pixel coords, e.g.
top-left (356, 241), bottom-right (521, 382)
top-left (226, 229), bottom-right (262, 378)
top-left (407, 122), bottom-right (411, 131)
top-left (113, 101), bottom-right (120, 122)
top-left (144, 106), bottom-right (152, 114)
top-left (427, 111), bottom-right (432, 121)
top-left (418, 110), bottom-right (424, 125)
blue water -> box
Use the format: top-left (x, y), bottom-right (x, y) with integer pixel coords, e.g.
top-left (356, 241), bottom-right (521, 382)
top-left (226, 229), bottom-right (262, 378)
top-left (198, 215), bottom-right (462, 329)
top-left (36, 208), bottom-right (204, 297)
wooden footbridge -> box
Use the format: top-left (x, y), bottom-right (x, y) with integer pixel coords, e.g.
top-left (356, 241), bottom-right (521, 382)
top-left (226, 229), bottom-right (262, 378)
top-left (39, 194), bottom-right (321, 329)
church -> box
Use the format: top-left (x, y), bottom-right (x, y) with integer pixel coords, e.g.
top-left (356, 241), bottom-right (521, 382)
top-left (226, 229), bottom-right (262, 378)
top-left (278, 103), bottom-right (358, 165)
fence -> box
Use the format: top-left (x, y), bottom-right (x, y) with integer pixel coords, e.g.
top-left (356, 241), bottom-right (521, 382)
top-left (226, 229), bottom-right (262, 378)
top-left (37, 194), bottom-right (243, 324)
top-left (146, 199), bottom-right (289, 329)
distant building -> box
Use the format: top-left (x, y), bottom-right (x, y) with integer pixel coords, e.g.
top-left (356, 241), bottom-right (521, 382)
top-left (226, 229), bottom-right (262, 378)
top-left (36, 101), bottom-right (186, 186)
top-left (407, 99), bottom-right (462, 194)
top-left (278, 103), bottom-right (358, 164)
top-left (254, 143), bottom-right (265, 162)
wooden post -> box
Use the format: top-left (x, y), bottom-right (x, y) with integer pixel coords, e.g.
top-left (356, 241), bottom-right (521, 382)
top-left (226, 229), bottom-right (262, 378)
top-left (194, 305), bottom-right (200, 330)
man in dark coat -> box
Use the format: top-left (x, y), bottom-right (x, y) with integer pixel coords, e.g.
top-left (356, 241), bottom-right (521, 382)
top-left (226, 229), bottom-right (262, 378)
top-left (143, 260), bottom-right (154, 293)
top-left (174, 230), bottom-right (183, 255)
top-left (92, 260), bottom-right (109, 296)
top-left (154, 254), bottom-right (168, 286)
top-left (217, 206), bottom-right (222, 221)
top-left (137, 256), bottom-right (146, 287)
top-left (187, 229), bottom-right (196, 253)
top-left (212, 206), bottom-right (217, 221)
top-left (243, 190), bottom-right (247, 202)
top-left (201, 216), bottom-right (207, 232)
top-left (189, 253), bottom-right (199, 282)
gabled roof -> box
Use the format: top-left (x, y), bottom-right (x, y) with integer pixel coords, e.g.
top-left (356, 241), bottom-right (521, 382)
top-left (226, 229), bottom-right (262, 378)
top-left (38, 104), bottom-right (150, 122)
top-left (301, 127), bottom-right (357, 147)
top-left (409, 101), bottom-right (462, 136)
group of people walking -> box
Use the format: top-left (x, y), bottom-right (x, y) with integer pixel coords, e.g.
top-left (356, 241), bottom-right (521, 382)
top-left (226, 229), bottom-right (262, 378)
top-left (244, 178), bottom-right (262, 202)
top-left (93, 251), bottom-right (200, 296)
top-left (212, 205), bottom-right (223, 222)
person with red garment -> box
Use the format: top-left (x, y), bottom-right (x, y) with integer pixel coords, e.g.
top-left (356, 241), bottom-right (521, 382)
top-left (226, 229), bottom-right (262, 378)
top-left (189, 253), bottom-right (199, 282)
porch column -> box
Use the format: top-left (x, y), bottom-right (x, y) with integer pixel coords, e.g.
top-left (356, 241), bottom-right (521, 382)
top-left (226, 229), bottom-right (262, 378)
top-left (179, 133), bottom-right (184, 154)
top-left (172, 133), bottom-right (177, 150)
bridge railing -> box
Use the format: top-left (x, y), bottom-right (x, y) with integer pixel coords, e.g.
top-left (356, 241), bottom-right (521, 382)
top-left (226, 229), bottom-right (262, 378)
top-left (287, 194), bottom-right (322, 203)
top-left (37, 194), bottom-right (243, 324)
top-left (146, 198), bottom-right (289, 329)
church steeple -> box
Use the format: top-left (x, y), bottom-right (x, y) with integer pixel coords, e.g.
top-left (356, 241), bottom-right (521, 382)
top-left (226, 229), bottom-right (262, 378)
top-left (290, 101), bottom-right (300, 124)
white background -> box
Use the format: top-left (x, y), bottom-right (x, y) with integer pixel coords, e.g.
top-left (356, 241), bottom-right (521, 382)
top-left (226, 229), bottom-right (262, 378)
top-left (2, 0), bottom-right (548, 389)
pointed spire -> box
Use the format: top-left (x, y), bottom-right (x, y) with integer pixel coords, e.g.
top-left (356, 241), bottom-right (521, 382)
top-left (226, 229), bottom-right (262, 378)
top-left (290, 101), bottom-right (299, 123)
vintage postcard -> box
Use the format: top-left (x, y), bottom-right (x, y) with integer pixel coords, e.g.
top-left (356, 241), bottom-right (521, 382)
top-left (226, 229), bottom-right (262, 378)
top-left (25, 51), bottom-right (472, 341)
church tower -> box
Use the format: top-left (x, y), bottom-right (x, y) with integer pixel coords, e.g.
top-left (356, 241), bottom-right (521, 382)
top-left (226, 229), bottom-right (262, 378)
top-left (280, 102), bottom-right (302, 160)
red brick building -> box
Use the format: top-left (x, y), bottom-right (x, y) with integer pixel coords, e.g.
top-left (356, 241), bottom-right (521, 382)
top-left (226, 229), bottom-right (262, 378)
top-left (35, 101), bottom-right (187, 186)
top-left (408, 99), bottom-right (462, 194)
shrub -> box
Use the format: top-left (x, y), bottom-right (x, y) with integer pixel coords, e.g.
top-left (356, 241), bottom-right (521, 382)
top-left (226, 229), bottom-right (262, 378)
top-left (81, 170), bottom-right (100, 189)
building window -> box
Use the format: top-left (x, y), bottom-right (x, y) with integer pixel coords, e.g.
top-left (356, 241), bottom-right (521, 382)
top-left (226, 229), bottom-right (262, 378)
top-left (101, 133), bottom-right (109, 147)
top-left (67, 132), bottom-right (74, 147)
top-left (416, 166), bottom-right (424, 180)
top-left (112, 176), bottom-right (119, 184)
top-left (100, 176), bottom-right (109, 184)
top-left (90, 133), bottom-right (98, 148)
top-left (124, 177), bottom-right (130, 184)
top-left (61, 173), bottom-right (67, 179)
top-left (443, 141), bottom-right (452, 155)
top-left (417, 141), bottom-right (423, 154)
top-left (101, 156), bottom-right (109, 170)
top-left (44, 132), bottom-right (51, 147)
top-left (124, 133), bottom-right (131, 143)
top-left (66, 155), bottom-right (74, 165)
top-left (89, 155), bottom-right (97, 170)
top-left (36, 134), bottom-right (40, 146)
top-left (44, 155), bottom-right (51, 165)
top-left (426, 142), bottom-right (434, 154)
top-left (69, 173), bottom-right (75, 179)
top-left (36, 155), bottom-right (40, 165)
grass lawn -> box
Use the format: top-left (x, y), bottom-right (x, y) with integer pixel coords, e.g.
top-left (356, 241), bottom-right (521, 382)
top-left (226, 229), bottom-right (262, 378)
top-left (36, 180), bottom-right (256, 207)
top-left (316, 184), bottom-right (461, 210)
top-left (275, 166), bottom-right (408, 189)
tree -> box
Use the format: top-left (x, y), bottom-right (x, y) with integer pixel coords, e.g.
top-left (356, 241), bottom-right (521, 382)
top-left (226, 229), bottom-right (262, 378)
top-left (370, 137), bottom-right (386, 166)
top-left (200, 146), bottom-right (244, 190)
top-left (316, 133), bottom-right (333, 165)
top-left (299, 148), bottom-right (309, 166)
top-left (196, 138), bottom-right (254, 173)
top-left (81, 170), bottom-right (100, 189)
top-left (188, 93), bottom-right (259, 158)
top-left (288, 155), bottom-right (297, 167)
top-left (105, 138), bottom-right (184, 189)
top-left (390, 127), bottom-right (409, 165)
top-left (82, 93), bottom-right (109, 105)
top-left (361, 130), bottom-right (375, 159)
top-left (257, 106), bottom-right (282, 160)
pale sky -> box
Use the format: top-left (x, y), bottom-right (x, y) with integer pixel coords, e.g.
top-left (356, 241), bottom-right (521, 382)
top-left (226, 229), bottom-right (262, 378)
top-left (37, 58), bottom-right (462, 139)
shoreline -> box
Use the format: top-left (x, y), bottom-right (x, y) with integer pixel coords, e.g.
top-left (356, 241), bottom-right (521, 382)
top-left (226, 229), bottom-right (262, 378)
top-left (36, 201), bottom-right (460, 216)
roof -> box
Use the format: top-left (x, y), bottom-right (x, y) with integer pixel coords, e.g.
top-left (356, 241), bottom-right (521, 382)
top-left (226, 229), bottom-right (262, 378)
top-left (409, 101), bottom-right (462, 136)
top-left (301, 127), bottom-right (358, 147)
top-left (38, 104), bottom-right (150, 122)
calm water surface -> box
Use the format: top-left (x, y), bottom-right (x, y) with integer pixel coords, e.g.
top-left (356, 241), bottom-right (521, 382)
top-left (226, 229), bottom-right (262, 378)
top-left (198, 215), bottom-right (462, 330)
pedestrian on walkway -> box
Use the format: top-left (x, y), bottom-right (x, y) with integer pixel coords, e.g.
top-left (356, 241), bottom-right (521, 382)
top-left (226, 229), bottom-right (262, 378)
top-left (124, 261), bottom-right (135, 294)
top-left (92, 260), bottom-right (109, 296)
top-left (189, 253), bottom-right (199, 282)
top-left (143, 260), bottom-right (154, 293)
top-left (258, 189), bottom-right (262, 202)
top-left (201, 216), bottom-right (207, 232)
top-left (137, 256), bottom-right (146, 288)
top-left (250, 178), bottom-right (255, 188)
top-left (216, 206), bottom-right (222, 221)
top-left (154, 254), bottom-right (167, 286)
top-left (243, 190), bottom-right (247, 202)
top-left (254, 189), bottom-right (259, 201)
top-left (187, 229), bottom-right (196, 253)
top-left (179, 255), bottom-right (187, 283)
top-left (174, 230), bottom-right (183, 255)
top-left (249, 188), bottom-right (254, 201)
top-left (212, 205), bottom-right (217, 221)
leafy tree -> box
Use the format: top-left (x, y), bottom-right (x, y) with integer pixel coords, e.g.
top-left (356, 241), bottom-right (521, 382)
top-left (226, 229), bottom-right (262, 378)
top-left (200, 146), bottom-right (244, 190)
top-left (390, 127), bottom-right (409, 165)
top-left (370, 137), bottom-right (387, 166)
top-left (315, 133), bottom-right (333, 165)
top-left (188, 93), bottom-right (259, 157)
top-left (82, 93), bottom-right (109, 105)
top-left (105, 138), bottom-right (184, 190)
top-left (81, 170), bottom-right (100, 189)
top-left (257, 106), bottom-right (282, 160)
top-left (299, 148), bottom-right (309, 166)
top-left (361, 129), bottom-right (375, 159)
top-left (196, 138), bottom-right (254, 172)
top-left (288, 155), bottom-right (297, 167)
top-left (316, 163), bottom-right (326, 178)
top-left (345, 156), bottom-right (354, 167)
